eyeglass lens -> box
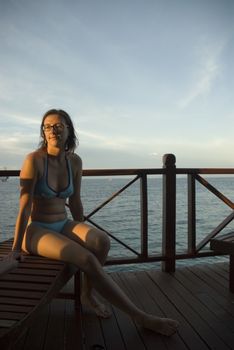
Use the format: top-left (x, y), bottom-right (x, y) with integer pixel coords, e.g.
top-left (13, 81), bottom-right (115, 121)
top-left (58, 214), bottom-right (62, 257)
top-left (43, 123), bottom-right (65, 132)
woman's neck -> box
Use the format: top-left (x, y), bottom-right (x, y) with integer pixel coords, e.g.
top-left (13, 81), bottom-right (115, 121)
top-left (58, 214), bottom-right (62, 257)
top-left (46, 145), bottom-right (65, 158)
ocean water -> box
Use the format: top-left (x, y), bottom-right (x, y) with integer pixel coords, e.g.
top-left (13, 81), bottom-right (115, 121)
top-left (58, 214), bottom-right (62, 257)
top-left (0, 175), bottom-right (232, 271)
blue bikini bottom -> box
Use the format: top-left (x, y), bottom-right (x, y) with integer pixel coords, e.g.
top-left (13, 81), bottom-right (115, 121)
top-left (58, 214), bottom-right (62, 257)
top-left (31, 218), bottom-right (70, 233)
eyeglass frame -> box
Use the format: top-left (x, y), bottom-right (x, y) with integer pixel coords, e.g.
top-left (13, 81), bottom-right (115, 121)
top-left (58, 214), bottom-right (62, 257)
top-left (42, 123), bottom-right (69, 133)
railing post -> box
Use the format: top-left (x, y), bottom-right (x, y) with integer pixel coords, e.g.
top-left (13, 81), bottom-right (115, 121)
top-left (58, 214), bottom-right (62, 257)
top-left (188, 174), bottom-right (196, 254)
top-left (162, 154), bottom-right (176, 272)
top-left (140, 172), bottom-right (148, 259)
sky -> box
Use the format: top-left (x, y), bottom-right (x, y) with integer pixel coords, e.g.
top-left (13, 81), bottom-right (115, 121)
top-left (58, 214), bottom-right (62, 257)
top-left (0, 0), bottom-right (233, 169)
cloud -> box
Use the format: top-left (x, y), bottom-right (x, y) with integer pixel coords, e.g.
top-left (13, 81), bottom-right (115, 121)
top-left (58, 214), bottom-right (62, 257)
top-left (0, 111), bottom-right (40, 126)
top-left (178, 39), bottom-right (225, 109)
top-left (79, 129), bottom-right (135, 151)
top-left (0, 132), bottom-right (38, 158)
top-left (149, 152), bottom-right (159, 157)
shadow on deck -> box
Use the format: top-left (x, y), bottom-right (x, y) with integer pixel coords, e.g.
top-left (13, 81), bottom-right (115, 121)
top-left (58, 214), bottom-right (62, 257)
top-left (14, 260), bottom-right (234, 350)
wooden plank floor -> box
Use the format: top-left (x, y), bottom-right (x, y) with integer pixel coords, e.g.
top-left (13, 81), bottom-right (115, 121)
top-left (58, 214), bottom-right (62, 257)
top-left (13, 261), bottom-right (234, 350)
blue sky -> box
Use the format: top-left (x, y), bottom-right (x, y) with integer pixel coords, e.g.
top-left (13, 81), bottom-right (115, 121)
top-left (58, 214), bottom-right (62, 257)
top-left (0, 0), bottom-right (233, 169)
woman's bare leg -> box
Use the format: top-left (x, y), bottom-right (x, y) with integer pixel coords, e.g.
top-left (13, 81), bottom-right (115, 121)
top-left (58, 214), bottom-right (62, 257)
top-left (62, 221), bottom-right (111, 317)
top-left (23, 224), bottom-right (179, 336)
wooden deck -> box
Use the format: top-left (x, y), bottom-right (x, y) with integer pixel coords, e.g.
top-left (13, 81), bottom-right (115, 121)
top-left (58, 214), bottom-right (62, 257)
top-left (12, 260), bottom-right (234, 350)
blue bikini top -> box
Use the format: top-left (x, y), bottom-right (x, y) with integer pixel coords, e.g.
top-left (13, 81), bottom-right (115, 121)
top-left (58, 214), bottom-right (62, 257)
top-left (34, 155), bottom-right (74, 199)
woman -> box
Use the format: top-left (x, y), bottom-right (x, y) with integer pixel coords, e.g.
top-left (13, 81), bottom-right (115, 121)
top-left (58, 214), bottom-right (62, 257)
top-left (8, 109), bottom-right (178, 336)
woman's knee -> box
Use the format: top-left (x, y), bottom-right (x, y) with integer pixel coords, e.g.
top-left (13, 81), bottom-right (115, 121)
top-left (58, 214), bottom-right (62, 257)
top-left (94, 229), bottom-right (111, 255)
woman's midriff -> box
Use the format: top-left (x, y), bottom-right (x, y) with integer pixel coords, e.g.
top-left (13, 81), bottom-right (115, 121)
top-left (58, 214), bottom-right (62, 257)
top-left (31, 198), bottom-right (67, 222)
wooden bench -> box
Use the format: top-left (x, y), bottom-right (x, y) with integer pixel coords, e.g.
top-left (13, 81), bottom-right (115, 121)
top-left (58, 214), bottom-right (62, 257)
top-left (0, 238), bottom-right (82, 349)
top-left (210, 232), bottom-right (234, 293)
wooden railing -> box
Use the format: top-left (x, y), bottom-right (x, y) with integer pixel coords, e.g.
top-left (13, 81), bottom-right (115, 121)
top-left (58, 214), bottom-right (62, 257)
top-left (1, 153), bottom-right (234, 272)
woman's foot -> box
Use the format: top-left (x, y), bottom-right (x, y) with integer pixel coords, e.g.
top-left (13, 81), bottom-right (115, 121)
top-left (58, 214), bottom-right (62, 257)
top-left (81, 293), bottom-right (112, 319)
top-left (138, 314), bottom-right (179, 336)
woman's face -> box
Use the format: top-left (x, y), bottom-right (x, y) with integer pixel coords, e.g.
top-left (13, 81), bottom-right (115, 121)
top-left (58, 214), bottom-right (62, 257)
top-left (43, 114), bottom-right (69, 149)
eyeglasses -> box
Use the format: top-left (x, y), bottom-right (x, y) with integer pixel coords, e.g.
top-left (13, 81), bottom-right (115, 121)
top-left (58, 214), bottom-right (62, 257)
top-left (43, 123), bottom-right (68, 133)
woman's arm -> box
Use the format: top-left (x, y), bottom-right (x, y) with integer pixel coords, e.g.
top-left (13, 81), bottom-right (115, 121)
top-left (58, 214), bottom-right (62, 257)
top-left (68, 154), bottom-right (84, 222)
top-left (12, 153), bottom-right (37, 253)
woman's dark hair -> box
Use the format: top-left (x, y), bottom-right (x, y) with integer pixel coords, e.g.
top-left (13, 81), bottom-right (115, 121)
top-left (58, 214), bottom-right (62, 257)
top-left (38, 109), bottom-right (78, 153)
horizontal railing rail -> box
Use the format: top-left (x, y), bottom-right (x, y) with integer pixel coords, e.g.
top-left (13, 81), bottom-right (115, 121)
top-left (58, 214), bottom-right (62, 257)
top-left (1, 154), bottom-right (234, 271)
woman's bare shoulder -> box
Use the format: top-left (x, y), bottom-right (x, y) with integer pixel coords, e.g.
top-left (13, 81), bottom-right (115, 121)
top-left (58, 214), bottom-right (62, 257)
top-left (69, 153), bottom-right (82, 177)
top-left (21, 150), bottom-right (45, 176)
top-left (25, 149), bottom-right (45, 161)
top-left (69, 153), bottom-right (82, 167)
